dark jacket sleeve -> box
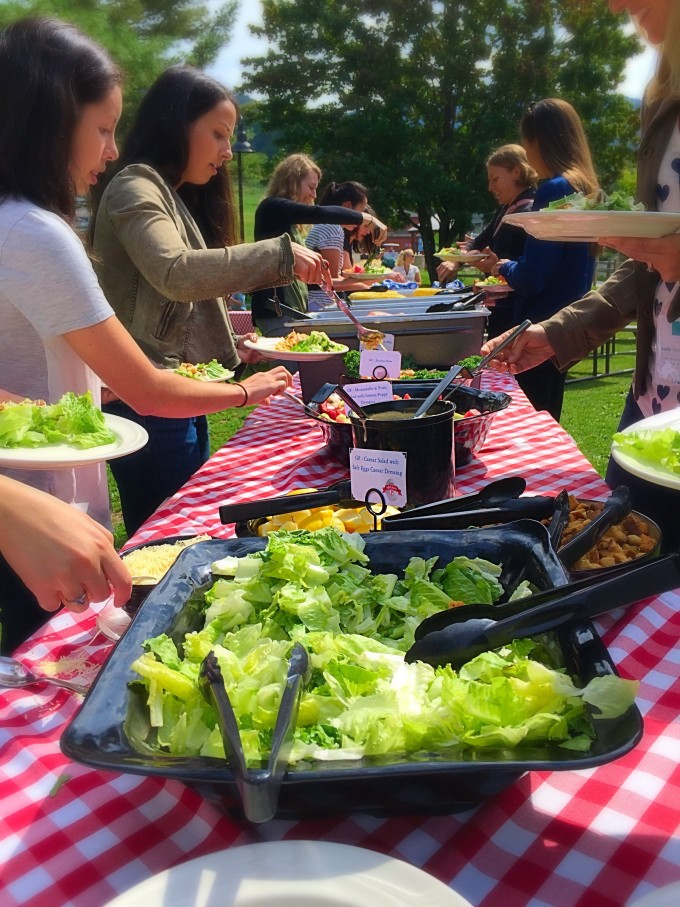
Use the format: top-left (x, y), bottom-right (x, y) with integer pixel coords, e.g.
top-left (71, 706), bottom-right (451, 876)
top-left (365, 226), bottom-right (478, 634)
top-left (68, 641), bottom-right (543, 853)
top-left (255, 197), bottom-right (363, 240)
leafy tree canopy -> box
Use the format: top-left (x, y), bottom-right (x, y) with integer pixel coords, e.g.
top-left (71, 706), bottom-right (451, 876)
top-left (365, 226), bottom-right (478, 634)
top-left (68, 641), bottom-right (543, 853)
top-left (241, 0), bottom-right (641, 275)
top-left (0, 0), bottom-right (238, 130)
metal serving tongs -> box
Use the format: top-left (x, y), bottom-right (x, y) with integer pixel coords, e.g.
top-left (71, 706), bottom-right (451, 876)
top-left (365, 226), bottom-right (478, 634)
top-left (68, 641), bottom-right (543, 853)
top-left (320, 261), bottom-right (387, 349)
top-left (200, 644), bottom-right (310, 823)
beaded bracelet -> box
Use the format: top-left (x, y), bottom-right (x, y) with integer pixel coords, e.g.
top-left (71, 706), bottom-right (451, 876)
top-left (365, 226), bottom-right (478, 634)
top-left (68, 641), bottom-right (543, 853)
top-left (233, 382), bottom-right (249, 407)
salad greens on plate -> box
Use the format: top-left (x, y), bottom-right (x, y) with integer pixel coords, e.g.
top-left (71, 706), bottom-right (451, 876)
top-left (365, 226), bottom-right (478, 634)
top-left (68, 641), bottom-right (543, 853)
top-left (0, 391), bottom-right (115, 449)
top-left (613, 427), bottom-right (680, 475)
top-left (547, 190), bottom-right (645, 212)
top-left (130, 528), bottom-right (637, 765)
top-left (174, 360), bottom-right (234, 381)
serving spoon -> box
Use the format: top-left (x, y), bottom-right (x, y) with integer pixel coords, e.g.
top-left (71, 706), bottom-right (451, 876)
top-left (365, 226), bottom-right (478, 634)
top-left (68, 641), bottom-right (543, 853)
top-left (0, 656), bottom-right (89, 694)
top-left (320, 262), bottom-right (387, 349)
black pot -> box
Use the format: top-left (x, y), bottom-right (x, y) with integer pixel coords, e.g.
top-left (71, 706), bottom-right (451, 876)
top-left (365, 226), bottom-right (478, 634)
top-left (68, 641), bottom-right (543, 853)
top-left (349, 399), bottom-right (455, 508)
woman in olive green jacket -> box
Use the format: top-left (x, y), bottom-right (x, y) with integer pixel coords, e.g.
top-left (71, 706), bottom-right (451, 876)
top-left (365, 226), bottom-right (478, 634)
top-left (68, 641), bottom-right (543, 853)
top-left (92, 66), bottom-right (323, 534)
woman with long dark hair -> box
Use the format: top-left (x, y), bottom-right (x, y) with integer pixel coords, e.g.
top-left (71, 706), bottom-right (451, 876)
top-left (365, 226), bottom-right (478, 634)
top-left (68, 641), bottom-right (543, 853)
top-left (92, 67), bottom-right (323, 534)
top-left (0, 18), bottom-right (303, 646)
top-left (304, 180), bottom-right (379, 310)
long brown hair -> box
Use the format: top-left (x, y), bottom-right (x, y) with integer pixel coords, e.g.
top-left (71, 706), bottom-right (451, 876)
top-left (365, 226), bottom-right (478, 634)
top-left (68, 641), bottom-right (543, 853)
top-left (520, 99), bottom-right (598, 195)
top-left (0, 17), bottom-right (121, 220)
top-left (646, 4), bottom-right (680, 103)
top-left (96, 66), bottom-right (239, 248)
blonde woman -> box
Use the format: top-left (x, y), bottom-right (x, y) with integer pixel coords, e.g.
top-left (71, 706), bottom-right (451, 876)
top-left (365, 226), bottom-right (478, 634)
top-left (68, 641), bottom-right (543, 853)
top-left (252, 153), bottom-right (384, 334)
top-left (394, 248), bottom-right (421, 285)
top-left (481, 0), bottom-right (680, 549)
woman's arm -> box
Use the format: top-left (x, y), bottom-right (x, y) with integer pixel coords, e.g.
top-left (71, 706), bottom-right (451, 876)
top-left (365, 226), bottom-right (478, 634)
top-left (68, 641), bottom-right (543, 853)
top-left (98, 168), bottom-right (320, 299)
top-left (0, 476), bottom-right (132, 612)
top-left (64, 315), bottom-right (293, 417)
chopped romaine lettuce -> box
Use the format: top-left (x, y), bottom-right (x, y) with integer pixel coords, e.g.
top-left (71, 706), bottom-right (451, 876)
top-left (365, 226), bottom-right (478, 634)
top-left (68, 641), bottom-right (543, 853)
top-left (613, 427), bottom-right (680, 475)
top-left (0, 391), bottom-right (115, 449)
top-left (129, 528), bottom-right (638, 764)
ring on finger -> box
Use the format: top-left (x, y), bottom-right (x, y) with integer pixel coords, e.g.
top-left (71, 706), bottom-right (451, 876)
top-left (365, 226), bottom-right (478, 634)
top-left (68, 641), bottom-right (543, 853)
top-left (62, 591), bottom-right (87, 607)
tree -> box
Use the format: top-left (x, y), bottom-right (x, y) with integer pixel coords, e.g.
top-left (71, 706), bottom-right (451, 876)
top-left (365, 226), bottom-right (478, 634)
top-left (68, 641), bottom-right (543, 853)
top-left (242, 0), bottom-right (641, 278)
top-left (0, 0), bottom-right (238, 130)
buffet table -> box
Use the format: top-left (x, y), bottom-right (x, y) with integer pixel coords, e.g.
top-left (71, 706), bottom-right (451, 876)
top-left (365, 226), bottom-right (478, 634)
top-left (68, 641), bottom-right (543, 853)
top-left (1, 373), bottom-right (678, 907)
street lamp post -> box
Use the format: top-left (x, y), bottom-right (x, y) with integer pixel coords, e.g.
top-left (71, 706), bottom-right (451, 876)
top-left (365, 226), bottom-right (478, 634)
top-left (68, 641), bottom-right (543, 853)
top-left (232, 120), bottom-right (254, 243)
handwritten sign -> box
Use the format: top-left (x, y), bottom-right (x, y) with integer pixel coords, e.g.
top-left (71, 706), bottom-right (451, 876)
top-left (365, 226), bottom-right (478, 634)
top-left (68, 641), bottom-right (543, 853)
top-left (349, 448), bottom-right (407, 508)
top-left (359, 348), bottom-right (402, 380)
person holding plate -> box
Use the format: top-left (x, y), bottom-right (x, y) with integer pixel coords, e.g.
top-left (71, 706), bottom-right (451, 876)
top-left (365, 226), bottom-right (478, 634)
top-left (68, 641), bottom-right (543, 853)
top-left (437, 144), bottom-right (537, 338)
top-left (480, 0), bottom-right (680, 548)
top-left (480, 100), bottom-right (598, 419)
top-left (0, 19), bottom-right (306, 540)
top-left (91, 67), bottom-right (326, 534)
top-left (304, 181), bottom-right (385, 310)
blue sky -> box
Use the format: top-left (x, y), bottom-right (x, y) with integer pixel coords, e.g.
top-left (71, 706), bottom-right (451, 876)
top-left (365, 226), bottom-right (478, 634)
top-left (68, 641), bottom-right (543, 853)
top-left (208, 5), bottom-right (658, 101)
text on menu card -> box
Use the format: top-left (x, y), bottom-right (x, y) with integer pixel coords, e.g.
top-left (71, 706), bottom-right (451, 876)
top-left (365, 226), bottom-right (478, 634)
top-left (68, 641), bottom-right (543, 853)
top-left (349, 448), bottom-right (407, 508)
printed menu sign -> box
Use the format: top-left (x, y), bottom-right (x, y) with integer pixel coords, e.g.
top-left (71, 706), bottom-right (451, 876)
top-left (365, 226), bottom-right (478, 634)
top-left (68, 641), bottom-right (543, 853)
top-left (349, 448), bottom-right (407, 508)
top-left (359, 348), bottom-right (401, 379)
top-left (342, 381), bottom-right (393, 413)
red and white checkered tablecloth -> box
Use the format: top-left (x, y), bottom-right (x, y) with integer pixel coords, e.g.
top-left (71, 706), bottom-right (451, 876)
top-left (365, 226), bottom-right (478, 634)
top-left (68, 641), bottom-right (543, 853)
top-left (1, 374), bottom-right (678, 907)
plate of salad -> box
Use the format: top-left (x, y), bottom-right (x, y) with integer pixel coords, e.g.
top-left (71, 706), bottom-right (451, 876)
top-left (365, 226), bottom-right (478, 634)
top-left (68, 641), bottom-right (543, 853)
top-left (0, 391), bottom-right (148, 469)
top-left (174, 360), bottom-right (234, 382)
top-left (504, 190), bottom-right (680, 241)
top-left (244, 331), bottom-right (349, 362)
top-left (611, 408), bottom-right (680, 490)
top-left (473, 277), bottom-right (511, 296)
top-left (438, 247), bottom-right (487, 263)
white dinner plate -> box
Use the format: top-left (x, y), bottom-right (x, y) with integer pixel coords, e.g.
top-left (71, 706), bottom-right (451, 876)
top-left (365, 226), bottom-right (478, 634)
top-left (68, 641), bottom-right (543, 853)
top-left (610, 408), bottom-right (680, 490)
top-left (503, 210), bottom-right (680, 242)
top-left (474, 283), bottom-right (511, 297)
top-left (438, 251), bottom-right (487, 262)
top-left (103, 841), bottom-right (470, 907)
top-left (244, 337), bottom-right (349, 362)
top-left (0, 413), bottom-right (148, 470)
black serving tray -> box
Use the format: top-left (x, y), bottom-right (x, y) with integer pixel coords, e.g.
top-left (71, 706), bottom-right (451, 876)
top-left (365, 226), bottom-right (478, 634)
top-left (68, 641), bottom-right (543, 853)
top-left (61, 527), bottom-right (642, 821)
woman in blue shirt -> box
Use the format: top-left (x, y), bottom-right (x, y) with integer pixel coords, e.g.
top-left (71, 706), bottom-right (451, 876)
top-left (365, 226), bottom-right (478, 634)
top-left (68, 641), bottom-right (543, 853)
top-left (484, 99), bottom-right (598, 420)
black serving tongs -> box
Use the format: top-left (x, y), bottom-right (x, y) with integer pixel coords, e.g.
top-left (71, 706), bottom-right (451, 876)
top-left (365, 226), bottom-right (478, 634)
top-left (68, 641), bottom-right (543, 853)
top-left (382, 476), bottom-right (526, 522)
top-left (200, 644), bottom-right (309, 823)
top-left (405, 552), bottom-right (680, 670)
top-left (219, 481), bottom-right (363, 525)
top-left (425, 290), bottom-right (486, 313)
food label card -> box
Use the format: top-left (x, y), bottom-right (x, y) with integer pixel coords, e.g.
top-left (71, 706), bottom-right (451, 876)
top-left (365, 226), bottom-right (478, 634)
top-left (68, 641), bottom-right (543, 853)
top-left (349, 448), bottom-right (407, 508)
top-left (359, 333), bottom-right (395, 352)
top-left (342, 381), bottom-right (393, 414)
top-left (359, 348), bottom-right (401, 379)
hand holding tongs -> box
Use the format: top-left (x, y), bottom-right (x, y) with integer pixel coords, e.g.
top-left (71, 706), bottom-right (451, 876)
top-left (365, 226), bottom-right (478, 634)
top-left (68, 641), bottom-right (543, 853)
top-left (320, 262), bottom-right (387, 349)
top-left (200, 643), bottom-right (309, 823)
